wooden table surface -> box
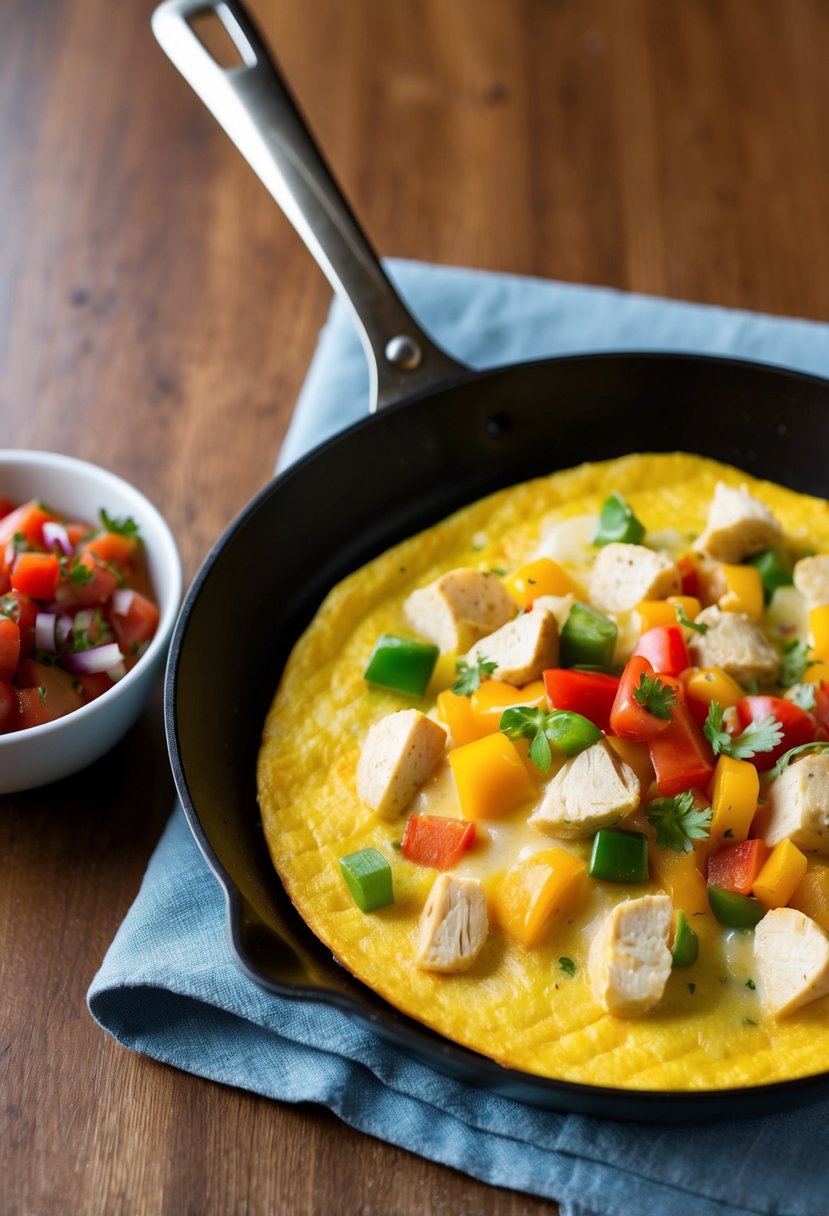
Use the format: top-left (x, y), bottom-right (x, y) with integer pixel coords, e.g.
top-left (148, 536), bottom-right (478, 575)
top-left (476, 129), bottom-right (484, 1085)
top-left (3, 1), bottom-right (829, 1212)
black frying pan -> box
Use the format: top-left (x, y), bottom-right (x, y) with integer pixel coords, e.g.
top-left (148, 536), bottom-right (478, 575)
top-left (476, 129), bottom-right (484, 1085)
top-left (153, 0), bottom-right (829, 1120)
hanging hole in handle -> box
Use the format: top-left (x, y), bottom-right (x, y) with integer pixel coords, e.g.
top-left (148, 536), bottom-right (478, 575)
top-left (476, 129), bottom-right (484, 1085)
top-left (188, 4), bottom-right (257, 70)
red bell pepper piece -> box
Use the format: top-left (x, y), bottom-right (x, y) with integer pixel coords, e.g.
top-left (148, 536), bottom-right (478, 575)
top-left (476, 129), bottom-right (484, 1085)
top-left (736, 695), bottom-right (816, 772)
top-left (543, 668), bottom-right (619, 733)
top-left (10, 552), bottom-right (60, 601)
top-left (632, 625), bottom-right (689, 678)
top-left (401, 815), bottom-right (476, 870)
top-left (706, 839), bottom-right (769, 896)
top-left (648, 702), bottom-right (716, 797)
top-left (678, 553), bottom-right (701, 598)
top-left (609, 655), bottom-right (674, 742)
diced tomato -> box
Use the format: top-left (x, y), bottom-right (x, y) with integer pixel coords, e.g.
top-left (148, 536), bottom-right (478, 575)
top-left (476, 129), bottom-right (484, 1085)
top-left (0, 500), bottom-right (55, 556)
top-left (0, 498), bottom-right (17, 521)
top-left (15, 687), bottom-right (50, 730)
top-left (66, 522), bottom-right (90, 548)
top-left (678, 553), bottom-right (702, 599)
top-left (707, 839), bottom-right (770, 896)
top-left (0, 678), bottom-right (17, 731)
top-left (814, 684), bottom-right (829, 740)
top-left (56, 552), bottom-right (118, 608)
top-left (736, 695), bottom-right (817, 772)
top-left (401, 815), bottom-right (476, 870)
top-left (609, 655), bottom-right (674, 742)
top-left (11, 552), bottom-right (60, 600)
top-left (80, 529), bottom-right (137, 575)
top-left (73, 671), bottom-right (115, 702)
top-left (16, 659), bottom-right (84, 725)
top-left (543, 668), bottom-right (619, 733)
top-left (648, 703), bottom-right (716, 797)
top-left (0, 570), bottom-right (9, 596)
top-left (632, 625), bottom-right (689, 678)
top-left (1, 591), bottom-right (38, 659)
top-left (109, 590), bottom-right (159, 654)
top-left (0, 616), bottom-right (21, 680)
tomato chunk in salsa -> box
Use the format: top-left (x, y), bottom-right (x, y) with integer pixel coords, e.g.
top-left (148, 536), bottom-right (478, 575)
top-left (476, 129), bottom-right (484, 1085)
top-left (0, 498), bottom-right (159, 733)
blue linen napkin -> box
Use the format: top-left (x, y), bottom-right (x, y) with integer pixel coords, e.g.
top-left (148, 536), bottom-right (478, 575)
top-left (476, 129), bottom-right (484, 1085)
top-left (89, 260), bottom-right (829, 1216)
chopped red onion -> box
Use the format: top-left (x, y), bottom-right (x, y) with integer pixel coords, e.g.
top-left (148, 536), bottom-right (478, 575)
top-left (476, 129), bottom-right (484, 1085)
top-left (73, 608), bottom-right (96, 635)
top-left (35, 612), bottom-right (57, 652)
top-left (59, 643), bottom-right (124, 675)
top-left (42, 521), bottom-right (74, 557)
top-left (56, 614), bottom-right (73, 645)
top-left (111, 589), bottom-right (135, 617)
top-left (107, 661), bottom-right (127, 683)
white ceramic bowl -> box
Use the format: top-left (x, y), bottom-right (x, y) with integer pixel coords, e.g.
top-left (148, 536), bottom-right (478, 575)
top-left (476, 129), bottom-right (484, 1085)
top-left (0, 450), bottom-right (183, 794)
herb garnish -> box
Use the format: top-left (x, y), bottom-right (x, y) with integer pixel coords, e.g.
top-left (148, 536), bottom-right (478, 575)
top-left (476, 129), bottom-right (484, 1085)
top-left (499, 706), bottom-right (602, 772)
top-left (99, 509), bottom-right (141, 540)
top-left (787, 683), bottom-right (817, 712)
top-left (633, 672), bottom-right (677, 720)
top-left (703, 701), bottom-right (783, 760)
top-left (779, 639), bottom-right (812, 688)
top-left (559, 957), bottom-right (576, 977)
top-left (452, 656), bottom-right (497, 697)
top-left (675, 603), bottom-right (708, 634)
top-left (646, 789), bottom-right (712, 853)
top-left (768, 741), bottom-right (829, 779)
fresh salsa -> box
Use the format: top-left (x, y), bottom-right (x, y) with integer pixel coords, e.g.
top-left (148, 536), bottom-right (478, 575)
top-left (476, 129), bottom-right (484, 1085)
top-left (0, 496), bottom-right (159, 734)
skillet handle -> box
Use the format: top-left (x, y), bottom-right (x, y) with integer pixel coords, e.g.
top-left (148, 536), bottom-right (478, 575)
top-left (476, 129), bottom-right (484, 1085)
top-left (151, 0), bottom-right (469, 411)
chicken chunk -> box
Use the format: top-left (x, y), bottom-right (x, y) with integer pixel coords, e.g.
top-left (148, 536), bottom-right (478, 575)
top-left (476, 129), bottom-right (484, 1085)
top-left (404, 568), bottom-right (516, 654)
top-left (754, 907), bottom-right (829, 1017)
top-left (760, 753), bottom-right (829, 856)
top-left (589, 543), bottom-right (680, 615)
top-left (465, 607), bottom-right (560, 687)
top-left (588, 894), bottom-right (673, 1017)
top-left (693, 481), bottom-right (782, 563)
top-left (529, 737), bottom-right (641, 839)
top-left (357, 709), bottom-right (446, 819)
top-left (794, 555), bottom-right (829, 610)
top-left (689, 606), bottom-right (779, 687)
top-left (531, 593), bottom-right (575, 631)
top-left (415, 873), bottom-right (488, 972)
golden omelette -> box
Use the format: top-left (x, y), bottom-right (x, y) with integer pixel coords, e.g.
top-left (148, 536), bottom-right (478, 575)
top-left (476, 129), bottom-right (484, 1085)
top-left (257, 452), bottom-right (829, 1091)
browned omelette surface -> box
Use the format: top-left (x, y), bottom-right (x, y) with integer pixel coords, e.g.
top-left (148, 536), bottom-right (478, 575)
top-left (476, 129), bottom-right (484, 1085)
top-left (257, 453), bottom-right (829, 1090)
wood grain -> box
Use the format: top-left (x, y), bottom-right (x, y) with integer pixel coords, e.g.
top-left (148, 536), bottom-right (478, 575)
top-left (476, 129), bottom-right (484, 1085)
top-left (2, 1), bottom-right (829, 1212)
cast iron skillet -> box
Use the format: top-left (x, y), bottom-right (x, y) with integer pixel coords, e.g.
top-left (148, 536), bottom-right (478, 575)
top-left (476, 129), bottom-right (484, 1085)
top-left (153, 0), bottom-right (829, 1120)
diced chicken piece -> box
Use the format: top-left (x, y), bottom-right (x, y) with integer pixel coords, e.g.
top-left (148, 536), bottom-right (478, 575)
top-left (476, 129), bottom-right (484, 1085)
top-left (760, 753), bottom-right (829, 856)
top-left (794, 555), bottom-right (829, 610)
top-left (404, 568), bottom-right (515, 654)
top-left (529, 738), bottom-right (641, 839)
top-left (588, 894), bottom-right (673, 1017)
top-left (357, 709), bottom-right (446, 819)
top-left (689, 606), bottom-right (779, 687)
top-left (415, 873), bottom-right (488, 973)
top-left (531, 593), bottom-right (575, 631)
top-left (465, 607), bottom-right (560, 687)
top-left (754, 907), bottom-right (829, 1016)
top-left (589, 544), bottom-right (680, 615)
top-left (693, 481), bottom-right (782, 563)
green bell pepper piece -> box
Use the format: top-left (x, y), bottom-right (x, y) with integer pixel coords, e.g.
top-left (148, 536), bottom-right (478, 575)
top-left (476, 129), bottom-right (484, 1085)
top-left (588, 828), bottom-right (649, 884)
top-left (707, 885), bottom-right (765, 929)
top-left (670, 909), bottom-right (699, 967)
top-left (748, 547), bottom-right (794, 604)
top-left (363, 633), bottom-right (439, 697)
top-left (593, 492), bottom-right (646, 546)
top-left (339, 848), bottom-right (394, 912)
top-left (560, 602), bottom-right (618, 670)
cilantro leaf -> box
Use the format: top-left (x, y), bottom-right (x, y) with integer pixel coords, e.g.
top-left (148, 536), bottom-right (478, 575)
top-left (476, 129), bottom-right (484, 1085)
top-left (703, 701), bottom-right (783, 760)
top-left (646, 790), bottom-right (712, 853)
top-left (675, 603), bottom-right (708, 634)
top-left (559, 957), bottom-right (577, 977)
top-left (98, 509), bottom-right (141, 540)
top-left (633, 672), bottom-right (677, 720)
top-left (787, 683), bottom-right (817, 712)
top-left (452, 656), bottom-right (497, 697)
top-left (69, 560), bottom-right (94, 586)
top-left (768, 741), bottom-right (829, 779)
top-left (779, 639), bottom-right (812, 688)
top-left (499, 706), bottom-right (602, 772)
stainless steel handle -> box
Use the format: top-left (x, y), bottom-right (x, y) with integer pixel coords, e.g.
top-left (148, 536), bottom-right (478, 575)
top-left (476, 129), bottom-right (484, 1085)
top-left (151, 0), bottom-right (469, 411)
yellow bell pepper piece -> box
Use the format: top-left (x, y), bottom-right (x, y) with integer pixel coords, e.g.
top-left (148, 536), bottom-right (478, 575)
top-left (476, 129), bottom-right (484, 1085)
top-left (504, 558), bottom-right (580, 605)
top-left (803, 660), bottom-right (829, 686)
top-left (436, 689), bottom-right (484, 747)
top-left (709, 755), bottom-right (760, 844)
top-left (649, 846), bottom-right (710, 917)
top-left (636, 596), bottom-right (702, 631)
top-left (753, 838), bottom-right (808, 909)
top-left (469, 678), bottom-right (546, 736)
top-left (717, 564), bottom-right (764, 620)
top-left (493, 848), bottom-right (587, 947)
top-left (685, 667), bottom-right (745, 716)
top-left (789, 863), bottom-right (829, 932)
top-left (810, 606), bottom-right (829, 662)
top-left (607, 736), bottom-right (655, 789)
top-left (448, 732), bottom-right (537, 819)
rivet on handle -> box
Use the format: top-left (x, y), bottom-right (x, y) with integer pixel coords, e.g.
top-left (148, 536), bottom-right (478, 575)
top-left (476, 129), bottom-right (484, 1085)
top-left (385, 335), bottom-right (422, 371)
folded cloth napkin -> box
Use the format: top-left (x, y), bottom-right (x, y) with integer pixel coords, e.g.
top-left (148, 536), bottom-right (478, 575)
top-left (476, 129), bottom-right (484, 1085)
top-left (89, 260), bottom-right (829, 1216)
